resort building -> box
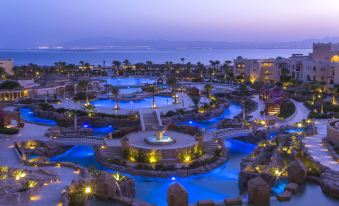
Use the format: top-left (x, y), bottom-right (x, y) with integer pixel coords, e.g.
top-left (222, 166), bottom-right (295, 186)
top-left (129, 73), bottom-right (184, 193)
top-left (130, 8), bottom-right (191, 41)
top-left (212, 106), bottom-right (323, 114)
top-left (0, 88), bottom-right (29, 102)
top-left (233, 57), bottom-right (280, 83)
top-left (234, 43), bottom-right (339, 88)
top-left (0, 59), bottom-right (14, 75)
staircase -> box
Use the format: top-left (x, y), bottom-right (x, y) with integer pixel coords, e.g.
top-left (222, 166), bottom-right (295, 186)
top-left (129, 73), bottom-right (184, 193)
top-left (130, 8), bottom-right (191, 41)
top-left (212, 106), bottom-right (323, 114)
top-left (139, 110), bottom-right (162, 131)
top-left (203, 141), bottom-right (219, 155)
top-left (268, 105), bottom-right (280, 116)
top-left (143, 112), bottom-right (160, 131)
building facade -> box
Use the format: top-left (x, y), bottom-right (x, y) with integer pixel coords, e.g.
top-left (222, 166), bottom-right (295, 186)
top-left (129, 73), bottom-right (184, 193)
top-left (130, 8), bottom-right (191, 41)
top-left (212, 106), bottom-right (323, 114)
top-left (233, 43), bottom-right (339, 88)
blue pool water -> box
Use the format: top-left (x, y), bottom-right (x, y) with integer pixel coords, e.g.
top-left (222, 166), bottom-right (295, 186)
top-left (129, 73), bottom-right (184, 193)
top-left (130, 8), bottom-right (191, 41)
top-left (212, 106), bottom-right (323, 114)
top-left (179, 102), bottom-right (242, 131)
top-left (49, 140), bottom-right (255, 205)
top-left (105, 77), bottom-right (156, 86)
top-left (20, 108), bottom-right (115, 136)
top-left (82, 123), bottom-right (116, 136)
top-left (19, 108), bottom-right (57, 126)
top-left (91, 95), bottom-right (173, 109)
top-left (285, 127), bottom-right (305, 134)
top-left (268, 127), bottom-right (306, 139)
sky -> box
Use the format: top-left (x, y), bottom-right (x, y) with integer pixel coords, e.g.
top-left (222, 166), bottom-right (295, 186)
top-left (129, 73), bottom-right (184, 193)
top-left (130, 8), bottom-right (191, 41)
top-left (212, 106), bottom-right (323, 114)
top-left (0, 0), bottom-right (339, 48)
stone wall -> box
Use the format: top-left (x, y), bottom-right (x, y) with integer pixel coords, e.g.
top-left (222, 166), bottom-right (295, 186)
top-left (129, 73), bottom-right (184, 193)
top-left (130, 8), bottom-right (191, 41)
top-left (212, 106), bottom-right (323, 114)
top-left (328, 120), bottom-right (339, 145)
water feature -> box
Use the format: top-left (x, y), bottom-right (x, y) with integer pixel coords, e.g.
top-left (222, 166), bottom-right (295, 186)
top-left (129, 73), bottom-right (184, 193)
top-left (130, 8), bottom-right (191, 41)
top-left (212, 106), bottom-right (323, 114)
top-left (90, 95), bottom-right (173, 110)
top-left (145, 129), bottom-right (176, 146)
top-left (178, 102), bottom-right (242, 131)
top-left (49, 140), bottom-right (255, 205)
top-left (49, 139), bottom-right (339, 206)
top-left (19, 108), bottom-right (57, 126)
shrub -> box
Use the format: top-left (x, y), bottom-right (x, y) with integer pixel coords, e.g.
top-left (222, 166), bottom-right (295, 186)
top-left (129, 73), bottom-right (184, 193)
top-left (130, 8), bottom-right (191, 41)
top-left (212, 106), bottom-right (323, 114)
top-left (0, 127), bottom-right (19, 134)
top-left (278, 101), bottom-right (296, 118)
top-left (0, 80), bottom-right (20, 90)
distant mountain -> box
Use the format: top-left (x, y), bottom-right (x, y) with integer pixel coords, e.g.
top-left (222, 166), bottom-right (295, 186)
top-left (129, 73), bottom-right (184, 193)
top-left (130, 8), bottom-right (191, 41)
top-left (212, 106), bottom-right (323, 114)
top-left (54, 37), bottom-right (339, 50)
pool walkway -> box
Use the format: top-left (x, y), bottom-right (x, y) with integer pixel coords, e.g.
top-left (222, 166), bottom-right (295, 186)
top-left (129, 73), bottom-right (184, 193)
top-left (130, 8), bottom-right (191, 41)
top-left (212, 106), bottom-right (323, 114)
top-left (303, 119), bottom-right (339, 172)
top-left (249, 95), bottom-right (265, 121)
top-left (250, 96), bottom-right (310, 127)
top-left (0, 123), bottom-right (80, 206)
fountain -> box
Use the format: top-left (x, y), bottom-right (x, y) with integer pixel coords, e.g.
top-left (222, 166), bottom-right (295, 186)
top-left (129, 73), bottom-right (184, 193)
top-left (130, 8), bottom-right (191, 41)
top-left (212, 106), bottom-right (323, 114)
top-left (145, 126), bottom-right (176, 146)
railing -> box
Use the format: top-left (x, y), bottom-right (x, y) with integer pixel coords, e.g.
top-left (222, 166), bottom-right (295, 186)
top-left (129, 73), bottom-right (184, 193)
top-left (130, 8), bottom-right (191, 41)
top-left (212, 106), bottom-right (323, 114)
top-left (139, 110), bottom-right (146, 131)
top-left (208, 128), bottom-right (251, 139)
top-left (50, 136), bottom-right (106, 146)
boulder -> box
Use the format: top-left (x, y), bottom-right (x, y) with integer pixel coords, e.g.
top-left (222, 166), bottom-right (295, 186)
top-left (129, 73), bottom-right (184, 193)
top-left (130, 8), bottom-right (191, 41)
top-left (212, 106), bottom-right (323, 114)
top-left (224, 197), bottom-right (242, 205)
top-left (94, 172), bottom-right (135, 199)
top-left (276, 191), bottom-right (292, 201)
top-left (167, 183), bottom-right (188, 206)
top-left (247, 177), bottom-right (270, 206)
top-left (320, 170), bottom-right (339, 198)
top-left (197, 200), bottom-right (215, 206)
top-left (287, 160), bottom-right (307, 184)
top-left (285, 182), bottom-right (298, 194)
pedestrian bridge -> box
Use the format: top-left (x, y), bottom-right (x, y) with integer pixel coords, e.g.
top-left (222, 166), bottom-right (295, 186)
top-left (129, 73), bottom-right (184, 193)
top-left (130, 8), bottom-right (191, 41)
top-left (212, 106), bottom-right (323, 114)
top-left (50, 136), bottom-right (106, 146)
top-left (205, 128), bottom-right (251, 141)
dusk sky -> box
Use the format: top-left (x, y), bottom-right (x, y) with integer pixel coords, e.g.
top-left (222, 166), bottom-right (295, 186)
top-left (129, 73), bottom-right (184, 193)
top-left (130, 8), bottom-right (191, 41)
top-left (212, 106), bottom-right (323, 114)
top-left (1, 0), bottom-right (339, 48)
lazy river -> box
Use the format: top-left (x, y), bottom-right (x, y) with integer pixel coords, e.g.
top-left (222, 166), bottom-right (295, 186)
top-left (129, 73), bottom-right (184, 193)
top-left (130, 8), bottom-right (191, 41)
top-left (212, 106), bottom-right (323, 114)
top-left (49, 140), bottom-right (339, 206)
top-left (179, 102), bottom-right (243, 131)
top-left (50, 139), bottom-right (255, 205)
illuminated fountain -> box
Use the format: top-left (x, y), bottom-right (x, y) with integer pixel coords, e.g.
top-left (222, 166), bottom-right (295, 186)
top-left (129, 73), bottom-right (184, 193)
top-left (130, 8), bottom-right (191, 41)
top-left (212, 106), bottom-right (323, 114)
top-left (145, 126), bottom-right (175, 146)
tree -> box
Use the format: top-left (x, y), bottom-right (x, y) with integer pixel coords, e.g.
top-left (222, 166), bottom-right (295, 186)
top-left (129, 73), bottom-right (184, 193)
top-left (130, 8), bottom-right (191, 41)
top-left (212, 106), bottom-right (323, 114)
top-left (196, 62), bottom-right (205, 79)
top-left (223, 61), bottom-right (232, 81)
top-left (190, 94), bottom-right (201, 112)
top-left (112, 60), bottom-right (121, 75)
top-left (204, 84), bottom-right (213, 98)
top-left (0, 80), bottom-right (20, 90)
top-left (0, 67), bottom-right (8, 80)
top-left (146, 61), bottom-right (153, 74)
top-left (78, 80), bottom-right (90, 104)
top-left (111, 87), bottom-right (120, 110)
top-left (167, 76), bottom-right (178, 103)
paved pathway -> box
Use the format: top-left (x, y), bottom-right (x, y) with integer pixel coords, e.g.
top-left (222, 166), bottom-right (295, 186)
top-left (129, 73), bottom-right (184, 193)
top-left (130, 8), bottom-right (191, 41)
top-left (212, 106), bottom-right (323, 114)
top-left (279, 99), bottom-right (310, 125)
top-left (303, 119), bottom-right (339, 172)
top-left (0, 122), bottom-right (80, 206)
top-left (249, 95), bottom-right (265, 121)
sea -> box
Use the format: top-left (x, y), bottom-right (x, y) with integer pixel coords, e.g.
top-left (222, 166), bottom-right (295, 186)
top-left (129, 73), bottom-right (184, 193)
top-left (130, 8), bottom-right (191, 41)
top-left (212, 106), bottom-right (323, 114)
top-left (0, 48), bottom-right (311, 66)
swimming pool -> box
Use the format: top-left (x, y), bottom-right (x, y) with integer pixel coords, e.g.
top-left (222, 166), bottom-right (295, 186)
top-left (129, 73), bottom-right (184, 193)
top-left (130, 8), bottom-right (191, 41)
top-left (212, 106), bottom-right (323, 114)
top-left (105, 77), bottom-right (156, 87)
top-left (90, 95), bottom-right (173, 110)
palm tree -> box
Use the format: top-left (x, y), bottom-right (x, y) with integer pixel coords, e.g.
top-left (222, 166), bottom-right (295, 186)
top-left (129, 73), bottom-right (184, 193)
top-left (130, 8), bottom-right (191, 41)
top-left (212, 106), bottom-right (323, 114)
top-left (189, 94), bottom-right (201, 112)
top-left (150, 84), bottom-right (158, 108)
top-left (196, 62), bottom-right (205, 79)
top-left (167, 76), bottom-right (178, 104)
top-left (146, 61), bottom-right (153, 75)
top-left (111, 87), bottom-right (120, 110)
top-left (112, 60), bottom-right (121, 75)
top-left (223, 61), bottom-right (232, 82)
top-left (204, 84), bottom-right (213, 98)
top-left (186, 62), bottom-right (192, 71)
top-left (79, 61), bottom-right (85, 70)
top-left (78, 80), bottom-right (93, 115)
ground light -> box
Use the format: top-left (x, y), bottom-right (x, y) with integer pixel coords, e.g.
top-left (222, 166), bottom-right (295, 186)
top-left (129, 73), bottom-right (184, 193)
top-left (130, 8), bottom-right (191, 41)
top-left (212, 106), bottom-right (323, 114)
top-left (84, 186), bottom-right (92, 194)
